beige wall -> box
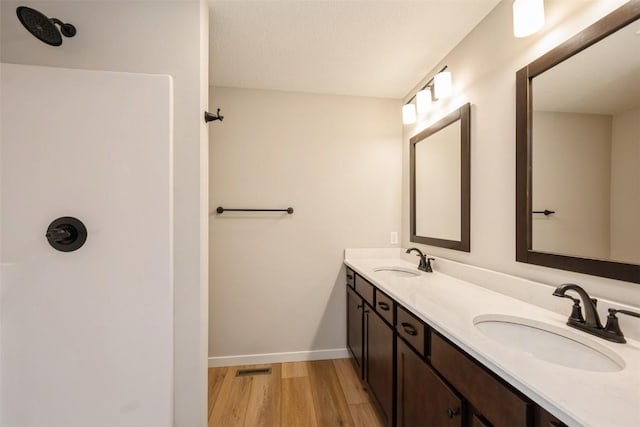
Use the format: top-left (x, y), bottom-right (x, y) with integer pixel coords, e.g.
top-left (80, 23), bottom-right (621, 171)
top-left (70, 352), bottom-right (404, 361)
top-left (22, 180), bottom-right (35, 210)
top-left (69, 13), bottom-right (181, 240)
top-left (610, 108), bottom-right (640, 264)
top-left (401, 0), bottom-right (639, 308)
top-left (209, 87), bottom-right (401, 360)
top-left (1, 1), bottom-right (209, 425)
top-left (532, 111), bottom-right (611, 260)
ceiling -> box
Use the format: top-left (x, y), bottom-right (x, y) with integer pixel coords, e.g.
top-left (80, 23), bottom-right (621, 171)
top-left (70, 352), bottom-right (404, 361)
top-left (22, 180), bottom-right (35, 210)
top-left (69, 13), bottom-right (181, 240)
top-left (209, 0), bottom-right (500, 99)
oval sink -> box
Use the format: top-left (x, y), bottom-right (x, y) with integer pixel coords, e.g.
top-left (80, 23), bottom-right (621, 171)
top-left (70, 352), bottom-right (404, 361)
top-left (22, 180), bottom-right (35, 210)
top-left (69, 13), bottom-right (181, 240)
top-left (473, 314), bottom-right (624, 372)
top-left (372, 266), bottom-right (421, 278)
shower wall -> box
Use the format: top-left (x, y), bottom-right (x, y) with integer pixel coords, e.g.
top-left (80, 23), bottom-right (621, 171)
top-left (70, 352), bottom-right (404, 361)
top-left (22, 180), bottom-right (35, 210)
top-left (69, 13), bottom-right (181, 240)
top-left (0, 63), bottom-right (173, 427)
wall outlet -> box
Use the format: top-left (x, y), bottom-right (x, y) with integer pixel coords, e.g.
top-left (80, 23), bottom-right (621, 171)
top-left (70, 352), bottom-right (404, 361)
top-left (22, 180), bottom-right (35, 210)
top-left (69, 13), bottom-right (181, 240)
top-left (390, 231), bottom-right (399, 245)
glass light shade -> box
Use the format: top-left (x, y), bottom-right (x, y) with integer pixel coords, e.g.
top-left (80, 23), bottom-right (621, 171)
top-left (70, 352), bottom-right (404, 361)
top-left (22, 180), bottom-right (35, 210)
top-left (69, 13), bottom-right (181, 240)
top-left (513, 0), bottom-right (545, 38)
top-left (402, 103), bottom-right (416, 124)
top-left (416, 89), bottom-right (432, 114)
top-left (434, 71), bottom-right (452, 99)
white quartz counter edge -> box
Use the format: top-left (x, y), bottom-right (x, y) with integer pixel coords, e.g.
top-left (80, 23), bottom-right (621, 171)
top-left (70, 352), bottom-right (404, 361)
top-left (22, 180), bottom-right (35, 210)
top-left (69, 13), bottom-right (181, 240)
top-left (344, 257), bottom-right (640, 427)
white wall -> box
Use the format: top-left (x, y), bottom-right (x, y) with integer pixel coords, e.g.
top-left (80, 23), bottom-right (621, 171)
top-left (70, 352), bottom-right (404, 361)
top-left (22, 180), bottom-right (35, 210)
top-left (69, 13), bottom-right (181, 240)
top-left (0, 2), bottom-right (209, 425)
top-left (1, 63), bottom-right (173, 427)
top-left (610, 108), bottom-right (640, 264)
top-left (209, 87), bottom-right (401, 363)
top-left (401, 0), bottom-right (640, 309)
top-left (532, 111), bottom-right (611, 260)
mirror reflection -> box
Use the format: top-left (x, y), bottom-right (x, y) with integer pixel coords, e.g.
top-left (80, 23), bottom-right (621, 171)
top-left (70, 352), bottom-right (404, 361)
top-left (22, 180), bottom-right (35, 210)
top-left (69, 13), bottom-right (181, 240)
top-left (410, 103), bottom-right (470, 252)
top-left (415, 121), bottom-right (461, 240)
top-left (531, 21), bottom-right (640, 265)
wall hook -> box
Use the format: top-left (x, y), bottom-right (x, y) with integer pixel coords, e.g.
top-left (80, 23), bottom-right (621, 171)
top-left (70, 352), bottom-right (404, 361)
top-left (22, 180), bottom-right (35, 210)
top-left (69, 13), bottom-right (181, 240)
top-left (204, 108), bottom-right (224, 123)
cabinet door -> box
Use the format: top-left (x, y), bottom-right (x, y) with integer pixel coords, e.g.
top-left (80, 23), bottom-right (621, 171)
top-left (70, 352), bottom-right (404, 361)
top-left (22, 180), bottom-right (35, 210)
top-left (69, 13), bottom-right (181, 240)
top-left (431, 333), bottom-right (530, 427)
top-left (366, 309), bottom-right (394, 427)
top-left (347, 287), bottom-right (364, 377)
top-left (397, 339), bottom-right (463, 427)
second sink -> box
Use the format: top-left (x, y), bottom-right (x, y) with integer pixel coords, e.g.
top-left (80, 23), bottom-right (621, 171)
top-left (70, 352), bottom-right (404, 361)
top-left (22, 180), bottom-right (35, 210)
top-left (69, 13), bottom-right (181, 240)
top-left (373, 266), bottom-right (421, 279)
top-left (473, 314), bottom-right (624, 372)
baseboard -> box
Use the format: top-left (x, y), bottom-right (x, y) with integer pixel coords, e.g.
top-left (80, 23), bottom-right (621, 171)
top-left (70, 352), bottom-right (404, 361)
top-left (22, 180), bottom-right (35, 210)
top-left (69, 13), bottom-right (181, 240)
top-left (208, 348), bottom-right (350, 368)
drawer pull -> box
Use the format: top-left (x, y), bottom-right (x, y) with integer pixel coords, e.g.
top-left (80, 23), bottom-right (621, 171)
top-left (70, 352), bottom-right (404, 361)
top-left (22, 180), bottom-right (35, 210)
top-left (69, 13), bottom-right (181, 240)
top-left (357, 304), bottom-right (363, 309)
top-left (401, 322), bottom-right (418, 336)
top-left (446, 407), bottom-right (461, 418)
top-left (378, 301), bottom-right (390, 311)
top-left (347, 274), bottom-right (353, 280)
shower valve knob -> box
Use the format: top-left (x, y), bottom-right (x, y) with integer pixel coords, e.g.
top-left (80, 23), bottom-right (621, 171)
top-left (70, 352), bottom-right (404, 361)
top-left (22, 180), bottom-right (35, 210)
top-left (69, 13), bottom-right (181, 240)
top-left (45, 227), bottom-right (72, 241)
top-left (45, 216), bottom-right (87, 252)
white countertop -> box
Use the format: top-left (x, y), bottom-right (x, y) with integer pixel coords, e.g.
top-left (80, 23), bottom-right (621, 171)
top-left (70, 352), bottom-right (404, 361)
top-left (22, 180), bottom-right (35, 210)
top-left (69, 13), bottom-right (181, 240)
top-left (344, 249), bottom-right (640, 427)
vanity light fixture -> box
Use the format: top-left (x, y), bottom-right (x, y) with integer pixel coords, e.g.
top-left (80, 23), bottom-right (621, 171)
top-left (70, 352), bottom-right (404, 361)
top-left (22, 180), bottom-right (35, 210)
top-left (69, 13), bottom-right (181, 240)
top-left (513, 0), bottom-right (545, 38)
top-left (402, 103), bottom-right (417, 124)
top-left (402, 65), bottom-right (451, 125)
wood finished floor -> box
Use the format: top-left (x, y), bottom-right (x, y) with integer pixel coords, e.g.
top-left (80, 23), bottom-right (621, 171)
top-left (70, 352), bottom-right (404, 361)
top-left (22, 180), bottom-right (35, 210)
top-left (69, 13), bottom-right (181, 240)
top-left (208, 359), bottom-right (384, 427)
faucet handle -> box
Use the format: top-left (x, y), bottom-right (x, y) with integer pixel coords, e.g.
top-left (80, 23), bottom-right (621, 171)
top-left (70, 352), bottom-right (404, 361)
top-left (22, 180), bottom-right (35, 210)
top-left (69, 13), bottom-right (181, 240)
top-left (425, 257), bottom-right (435, 272)
top-left (603, 309), bottom-right (640, 344)
top-left (610, 308), bottom-right (640, 319)
top-left (555, 294), bottom-right (585, 323)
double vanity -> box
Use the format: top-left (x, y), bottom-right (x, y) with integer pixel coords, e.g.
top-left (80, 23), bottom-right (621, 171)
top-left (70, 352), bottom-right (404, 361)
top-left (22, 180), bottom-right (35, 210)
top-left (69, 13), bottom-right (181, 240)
top-left (344, 249), bottom-right (639, 427)
top-left (374, 3), bottom-right (640, 426)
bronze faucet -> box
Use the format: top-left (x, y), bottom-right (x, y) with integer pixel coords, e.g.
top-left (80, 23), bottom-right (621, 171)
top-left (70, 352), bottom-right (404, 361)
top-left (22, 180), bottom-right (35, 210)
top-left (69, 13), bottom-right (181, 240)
top-left (553, 283), bottom-right (640, 343)
top-left (405, 248), bottom-right (434, 272)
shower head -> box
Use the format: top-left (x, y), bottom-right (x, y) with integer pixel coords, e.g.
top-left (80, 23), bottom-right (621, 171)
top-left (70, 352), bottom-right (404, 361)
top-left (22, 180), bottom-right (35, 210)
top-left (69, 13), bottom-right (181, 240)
top-left (16, 6), bottom-right (76, 47)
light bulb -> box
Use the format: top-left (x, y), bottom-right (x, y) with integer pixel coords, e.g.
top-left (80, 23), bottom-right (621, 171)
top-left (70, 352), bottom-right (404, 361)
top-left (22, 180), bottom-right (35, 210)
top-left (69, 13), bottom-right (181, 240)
top-left (402, 103), bottom-right (416, 125)
top-left (434, 71), bottom-right (452, 99)
top-left (513, 0), bottom-right (545, 38)
top-left (416, 89), bottom-right (432, 114)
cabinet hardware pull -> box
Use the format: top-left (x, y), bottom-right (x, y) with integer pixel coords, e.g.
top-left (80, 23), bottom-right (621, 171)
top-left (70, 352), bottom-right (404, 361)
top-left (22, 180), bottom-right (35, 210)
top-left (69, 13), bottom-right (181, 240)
top-left (446, 407), bottom-right (460, 418)
top-left (357, 304), bottom-right (363, 309)
top-left (378, 302), bottom-right (390, 311)
top-left (347, 274), bottom-right (353, 280)
top-left (401, 322), bottom-right (418, 336)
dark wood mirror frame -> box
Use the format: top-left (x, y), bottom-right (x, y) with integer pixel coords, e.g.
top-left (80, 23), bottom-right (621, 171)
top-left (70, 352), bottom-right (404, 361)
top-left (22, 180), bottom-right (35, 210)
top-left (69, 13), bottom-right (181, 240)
top-left (410, 103), bottom-right (470, 252)
top-left (516, 0), bottom-right (640, 283)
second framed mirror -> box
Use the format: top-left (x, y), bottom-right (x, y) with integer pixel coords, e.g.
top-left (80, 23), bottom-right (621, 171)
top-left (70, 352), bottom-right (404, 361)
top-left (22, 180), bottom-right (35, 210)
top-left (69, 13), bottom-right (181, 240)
top-left (410, 103), bottom-right (470, 251)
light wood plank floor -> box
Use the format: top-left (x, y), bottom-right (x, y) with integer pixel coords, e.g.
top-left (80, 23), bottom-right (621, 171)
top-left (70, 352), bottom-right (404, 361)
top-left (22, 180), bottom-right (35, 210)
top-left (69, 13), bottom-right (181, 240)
top-left (208, 359), bottom-right (384, 427)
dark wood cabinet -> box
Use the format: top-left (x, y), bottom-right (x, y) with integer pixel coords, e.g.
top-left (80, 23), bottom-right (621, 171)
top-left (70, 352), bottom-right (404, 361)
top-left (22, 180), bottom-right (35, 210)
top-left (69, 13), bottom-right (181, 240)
top-left (396, 305), bottom-right (426, 357)
top-left (346, 268), bottom-right (561, 427)
top-left (397, 338), bottom-right (463, 427)
top-left (365, 308), bottom-right (394, 427)
top-left (431, 333), bottom-right (530, 427)
top-left (347, 286), bottom-right (364, 377)
top-left (347, 272), bottom-right (394, 426)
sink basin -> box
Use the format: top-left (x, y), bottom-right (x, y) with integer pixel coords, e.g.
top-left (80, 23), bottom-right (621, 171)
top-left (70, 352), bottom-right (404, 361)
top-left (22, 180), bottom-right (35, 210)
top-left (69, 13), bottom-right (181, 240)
top-left (473, 314), bottom-right (624, 372)
top-left (372, 266), bottom-right (421, 278)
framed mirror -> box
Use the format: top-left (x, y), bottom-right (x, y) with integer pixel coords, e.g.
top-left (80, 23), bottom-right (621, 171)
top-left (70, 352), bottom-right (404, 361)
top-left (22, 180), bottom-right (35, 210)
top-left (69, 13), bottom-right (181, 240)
top-left (516, 1), bottom-right (640, 283)
top-left (410, 103), bottom-right (470, 251)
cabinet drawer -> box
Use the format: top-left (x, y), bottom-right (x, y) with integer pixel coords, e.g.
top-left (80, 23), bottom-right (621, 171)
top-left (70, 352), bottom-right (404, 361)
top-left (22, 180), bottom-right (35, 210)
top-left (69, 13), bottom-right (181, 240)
top-left (534, 407), bottom-right (567, 427)
top-left (346, 268), bottom-right (355, 288)
top-left (431, 333), bottom-right (531, 427)
top-left (355, 275), bottom-right (374, 306)
top-left (375, 290), bottom-right (394, 325)
top-left (396, 306), bottom-right (425, 356)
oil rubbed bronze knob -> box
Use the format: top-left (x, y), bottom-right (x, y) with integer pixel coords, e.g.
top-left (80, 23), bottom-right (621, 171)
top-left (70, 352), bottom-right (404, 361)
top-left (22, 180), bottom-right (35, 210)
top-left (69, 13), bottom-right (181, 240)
top-left (45, 216), bottom-right (87, 252)
top-left (446, 407), bottom-right (460, 418)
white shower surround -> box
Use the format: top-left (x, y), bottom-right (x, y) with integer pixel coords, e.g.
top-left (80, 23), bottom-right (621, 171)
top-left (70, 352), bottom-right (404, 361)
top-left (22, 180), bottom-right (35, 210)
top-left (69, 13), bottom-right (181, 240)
top-left (0, 63), bottom-right (174, 427)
